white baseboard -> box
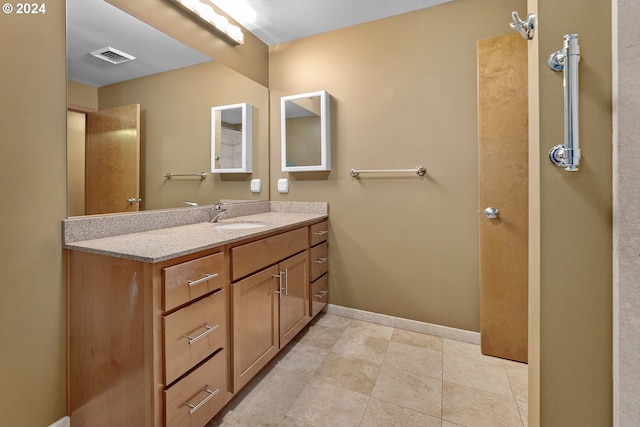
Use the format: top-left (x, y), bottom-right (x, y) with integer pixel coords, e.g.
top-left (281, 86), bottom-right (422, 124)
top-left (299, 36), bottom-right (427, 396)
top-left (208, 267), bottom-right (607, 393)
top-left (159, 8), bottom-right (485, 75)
top-left (324, 304), bottom-right (480, 345)
top-left (48, 416), bottom-right (70, 427)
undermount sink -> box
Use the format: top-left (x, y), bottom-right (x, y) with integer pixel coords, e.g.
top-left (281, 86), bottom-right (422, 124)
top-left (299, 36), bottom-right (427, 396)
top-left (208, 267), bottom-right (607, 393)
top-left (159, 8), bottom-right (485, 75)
top-left (214, 222), bottom-right (268, 230)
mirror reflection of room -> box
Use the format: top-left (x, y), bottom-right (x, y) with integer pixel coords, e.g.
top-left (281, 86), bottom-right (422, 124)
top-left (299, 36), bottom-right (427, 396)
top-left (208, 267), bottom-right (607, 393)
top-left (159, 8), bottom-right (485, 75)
top-left (281, 90), bottom-right (331, 172)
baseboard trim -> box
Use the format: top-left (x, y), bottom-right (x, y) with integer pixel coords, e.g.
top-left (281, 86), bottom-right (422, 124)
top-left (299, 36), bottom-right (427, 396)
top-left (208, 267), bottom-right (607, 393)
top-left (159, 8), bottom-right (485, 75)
top-left (324, 304), bottom-right (480, 345)
top-left (48, 416), bottom-right (70, 427)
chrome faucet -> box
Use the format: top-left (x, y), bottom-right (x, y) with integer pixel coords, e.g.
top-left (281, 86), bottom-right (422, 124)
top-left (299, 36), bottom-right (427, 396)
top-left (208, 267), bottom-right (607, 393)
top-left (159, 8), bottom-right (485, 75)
top-left (210, 202), bottom-right (229, 223)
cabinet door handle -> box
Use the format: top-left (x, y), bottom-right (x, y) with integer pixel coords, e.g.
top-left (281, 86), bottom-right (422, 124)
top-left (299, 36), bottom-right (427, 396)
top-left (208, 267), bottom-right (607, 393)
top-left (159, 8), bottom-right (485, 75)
top-left (314, 230), bottom-right (329, 236)
top-left (184, 324), bottom-right (218, 345)
top-left (272, 273), bottom-right (284, 298)
top-left (187, 273), bottom-right (219, 287)
top-left (314, 290), bottom-right (328, 299)
top-left (314, 257), bottom-right (328, 264)
top-left (184, 387), bottom-right (220, 415)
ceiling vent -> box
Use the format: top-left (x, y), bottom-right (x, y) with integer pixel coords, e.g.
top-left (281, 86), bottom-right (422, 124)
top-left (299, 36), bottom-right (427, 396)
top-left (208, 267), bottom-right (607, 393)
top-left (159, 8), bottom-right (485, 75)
top-left (89, 47), bottom-right (136, 64)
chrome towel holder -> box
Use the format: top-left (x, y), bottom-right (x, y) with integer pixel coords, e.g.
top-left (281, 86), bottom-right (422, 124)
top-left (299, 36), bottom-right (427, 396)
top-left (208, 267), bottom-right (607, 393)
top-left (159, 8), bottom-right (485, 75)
top-left (350, 166), bottom-right (426, 177)
top-left (163, 172), bottom-right (207, 180)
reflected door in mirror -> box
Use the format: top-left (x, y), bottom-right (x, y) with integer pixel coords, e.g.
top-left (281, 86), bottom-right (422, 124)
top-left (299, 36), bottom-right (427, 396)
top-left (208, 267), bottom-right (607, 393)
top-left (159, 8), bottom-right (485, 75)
top-left (68, 104), bottom-right (141, 216)
top-left (281, 91), bottom-right (330, 172)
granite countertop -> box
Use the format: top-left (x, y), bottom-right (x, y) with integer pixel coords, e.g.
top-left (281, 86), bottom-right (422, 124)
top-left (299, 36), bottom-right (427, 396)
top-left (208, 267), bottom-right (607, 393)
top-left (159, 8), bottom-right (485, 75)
top-left (63, 202), bottom-right (328, 263)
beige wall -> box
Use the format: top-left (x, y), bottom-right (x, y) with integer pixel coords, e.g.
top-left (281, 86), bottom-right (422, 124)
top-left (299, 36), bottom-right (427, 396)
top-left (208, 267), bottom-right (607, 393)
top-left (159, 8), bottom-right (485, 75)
top-left (69, 61), bottom-right (270, 211)
top-left (529, 0), bottom-right (612, 425)
top-left (0, 2), bottom-right (68, 426)
top-left (270, 0), bottom-right (526, 331)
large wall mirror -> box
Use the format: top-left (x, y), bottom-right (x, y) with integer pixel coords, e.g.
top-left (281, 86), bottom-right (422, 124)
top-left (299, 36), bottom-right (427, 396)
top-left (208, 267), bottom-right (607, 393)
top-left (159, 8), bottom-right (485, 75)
top-left (211, 103), bottom-right (253, 173)
top-left (66, 0), bottom-right (269, 217)
top-left (281, 90), bottom-right (331, 172)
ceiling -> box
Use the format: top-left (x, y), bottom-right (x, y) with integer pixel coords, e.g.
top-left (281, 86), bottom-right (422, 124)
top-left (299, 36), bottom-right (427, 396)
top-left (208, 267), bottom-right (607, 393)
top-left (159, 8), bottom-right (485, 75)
top-left (210, 0), bottom-right (452, 46)
top-left (67, 0), bottom-right (452, 87)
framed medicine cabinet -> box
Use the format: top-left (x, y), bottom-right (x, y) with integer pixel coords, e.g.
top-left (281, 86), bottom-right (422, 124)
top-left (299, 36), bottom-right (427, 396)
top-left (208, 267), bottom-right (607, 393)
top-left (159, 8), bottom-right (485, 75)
top-left (281, 90), bottom-right (331, 172)
top-left (211, 103), bottom-right (253, 173)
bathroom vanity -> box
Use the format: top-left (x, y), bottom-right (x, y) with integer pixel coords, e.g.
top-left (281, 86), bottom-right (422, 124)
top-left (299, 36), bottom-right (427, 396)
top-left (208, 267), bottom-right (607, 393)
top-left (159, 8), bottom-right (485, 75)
top-left (64, 203), bottom-right (328, 427)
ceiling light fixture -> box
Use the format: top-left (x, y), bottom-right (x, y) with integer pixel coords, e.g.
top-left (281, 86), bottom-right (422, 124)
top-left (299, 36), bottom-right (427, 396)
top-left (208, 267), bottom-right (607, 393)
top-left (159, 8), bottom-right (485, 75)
top-left (165, 0), bottom-right (245, 46)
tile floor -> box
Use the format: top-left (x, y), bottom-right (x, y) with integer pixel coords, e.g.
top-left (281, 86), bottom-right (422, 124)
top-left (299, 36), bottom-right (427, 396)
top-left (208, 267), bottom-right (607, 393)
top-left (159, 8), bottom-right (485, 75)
top-left (208, 313), bottom-right (528, 427)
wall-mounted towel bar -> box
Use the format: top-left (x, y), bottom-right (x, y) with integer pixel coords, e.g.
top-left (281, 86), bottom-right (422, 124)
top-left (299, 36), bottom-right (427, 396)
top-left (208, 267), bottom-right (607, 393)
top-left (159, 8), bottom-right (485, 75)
top-left (350, 166), bottom-right (426, 177)
top-left (163, 172), bottom-right (207, 180)
top-left (548, 34), bottom-right (581, 172)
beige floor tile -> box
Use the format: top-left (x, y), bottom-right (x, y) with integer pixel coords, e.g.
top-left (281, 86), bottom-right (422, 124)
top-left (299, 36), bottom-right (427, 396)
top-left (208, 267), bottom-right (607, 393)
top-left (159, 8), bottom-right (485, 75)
top-left (293, 323), bottom-right (344, 351)
top-left (391, 328), bottom-right (444, 352)
top-left (345, 319), bottom-right (395, 340)
top-left (503, 359), bottom-right (528, 403)
top-left (442, 420), bottom-right (465, 427)
top-left (360, 397), bottom-right (441, 427)
top-left (443, 338), bottom-right (503, 365)
top-left (313, 351), bottom-right (380, 395)
top-left (241, 366), bottom-right (311, 416)
top-left (443, 353), bottom-right (512, 397)
top-left (275, 342), bottom-right (329, 377)
top-left (383, 340), bottom-right (443, 380)
top-left (442, 381), bottom-right (523, 427)
top-left (516, 398), bottom-right (528, 427)
top-left (277, 415), bottom-right (317, 427)
top-left (371, 364), bottom-right (442, 418)
top-left (207, 394), bottom-right (284, 427)
top-left (331, 328), bottom-right (390, 365)
top-left (286, 378), bottom-right (369, 427)
top-left (310, 313), bottom-right (352, 331)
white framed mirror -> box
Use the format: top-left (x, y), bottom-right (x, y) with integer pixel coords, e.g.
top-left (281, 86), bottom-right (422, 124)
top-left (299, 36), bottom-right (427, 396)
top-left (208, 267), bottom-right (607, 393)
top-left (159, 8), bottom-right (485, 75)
top-left (281, 90), bottom-right (330, 172)
top-left (211, 102), bottom-right (253, 173)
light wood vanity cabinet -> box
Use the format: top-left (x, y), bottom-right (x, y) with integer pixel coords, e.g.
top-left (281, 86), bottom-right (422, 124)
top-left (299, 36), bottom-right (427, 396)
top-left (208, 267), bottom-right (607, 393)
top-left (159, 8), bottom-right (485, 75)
top-left (230, 227), bottom-right (310, 392)
top-left (68, 249), bottom-right (230, 427)
top-left (68, 217), bottom-right (328, 426)
top-left (309, 220), bottom-right (329, 316)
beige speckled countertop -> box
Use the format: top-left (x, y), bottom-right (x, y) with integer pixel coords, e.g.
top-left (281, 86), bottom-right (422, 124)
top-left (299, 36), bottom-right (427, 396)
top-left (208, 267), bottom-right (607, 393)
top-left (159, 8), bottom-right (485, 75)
top-left (63, 202), bottom-right (328, 263)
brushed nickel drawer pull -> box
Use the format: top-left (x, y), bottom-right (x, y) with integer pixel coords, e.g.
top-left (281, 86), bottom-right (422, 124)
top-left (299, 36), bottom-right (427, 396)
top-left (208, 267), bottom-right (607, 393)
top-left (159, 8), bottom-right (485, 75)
top-left (314, 290), bottom-right (328, 299)
top-left (313, 257), bottom-right (328, 264)
top-left (185, 387), bottom-right (219, 415)
top-left (187, 273), bottom-right (219, 287)
top-left (185, 324), bottom-right (219, 345)
top-left (314, 230), bottom-right (329, 235)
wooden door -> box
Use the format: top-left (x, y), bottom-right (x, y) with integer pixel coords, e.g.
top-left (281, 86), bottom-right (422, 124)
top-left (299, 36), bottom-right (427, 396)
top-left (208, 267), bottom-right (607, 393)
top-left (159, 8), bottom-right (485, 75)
top-left (478, 33), bottom-right (528, 362)
top-left (232, 265), bottom-right (279, 392)
top-left (85, 104), bottom-right (140, 215)
top-left (279, 251), bottom-right (310, 347)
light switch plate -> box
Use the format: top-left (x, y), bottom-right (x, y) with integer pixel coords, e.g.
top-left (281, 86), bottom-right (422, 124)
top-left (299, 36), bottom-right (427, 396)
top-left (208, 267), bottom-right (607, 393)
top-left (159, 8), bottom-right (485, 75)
top-left (277, 178), bottom-right (289, 193)
top-left (250, 179), bottom-right (261, 193)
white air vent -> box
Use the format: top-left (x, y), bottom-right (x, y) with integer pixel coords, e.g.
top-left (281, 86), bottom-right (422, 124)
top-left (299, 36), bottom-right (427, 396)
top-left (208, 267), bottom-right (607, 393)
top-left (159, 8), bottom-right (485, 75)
top-left (89, 47), bottom-right (136, 64)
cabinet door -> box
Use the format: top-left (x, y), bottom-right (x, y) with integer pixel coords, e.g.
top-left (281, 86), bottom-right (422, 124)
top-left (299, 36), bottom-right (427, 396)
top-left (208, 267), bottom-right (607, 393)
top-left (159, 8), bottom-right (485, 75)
top-left (278, 251), bottom-right (310, 348)
top-left (232, 265), bottom-right (279, 392)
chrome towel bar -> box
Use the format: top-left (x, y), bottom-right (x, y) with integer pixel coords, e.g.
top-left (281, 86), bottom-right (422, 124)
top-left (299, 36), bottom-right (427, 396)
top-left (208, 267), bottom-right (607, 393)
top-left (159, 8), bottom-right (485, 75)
top-left (163, 172), bottom-right (207, 180)
top-left (350, 166), bottom-right (426, 177)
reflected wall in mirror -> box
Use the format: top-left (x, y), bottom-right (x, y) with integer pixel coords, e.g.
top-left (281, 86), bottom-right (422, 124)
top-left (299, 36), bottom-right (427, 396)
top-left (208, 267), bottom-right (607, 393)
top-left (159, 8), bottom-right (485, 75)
top-left (66, 0), bottom-right (270, 217)
top-left (281, 90), bottom-right (331, 172)
top-left (211, 103), bottom-right (253, 173)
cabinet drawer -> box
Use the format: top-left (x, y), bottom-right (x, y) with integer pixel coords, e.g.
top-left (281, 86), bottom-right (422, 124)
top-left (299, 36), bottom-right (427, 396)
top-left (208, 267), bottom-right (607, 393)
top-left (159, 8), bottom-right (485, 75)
top-left (163, 289), bottom-right (226, 385)
top-left (309, 242), bottom-right (328, 282)
top-left (310, 274), bottom-right (328, 317)
top-left (163, 252), bottom-right (225, 311)
top-left (231, 227), bottom-right (307, 281)
top-left (309, 220), bottom-right (329, 246)
top-left (165, 349), bottom-right (228, 427)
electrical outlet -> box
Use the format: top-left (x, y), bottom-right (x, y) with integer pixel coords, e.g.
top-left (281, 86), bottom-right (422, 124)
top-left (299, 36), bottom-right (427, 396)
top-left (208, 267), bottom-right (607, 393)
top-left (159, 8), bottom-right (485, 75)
top-left (277, 178), bottom-right (289, 193)
top-left (250, 179), bottom-right (261, 193)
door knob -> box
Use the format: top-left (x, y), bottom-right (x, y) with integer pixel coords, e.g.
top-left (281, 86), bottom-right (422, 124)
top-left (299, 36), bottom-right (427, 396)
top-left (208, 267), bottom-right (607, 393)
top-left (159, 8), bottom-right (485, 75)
top-left (484, 207), bottom-right (499, 219)
top-left (127, 197), bottom-right (142, 204)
